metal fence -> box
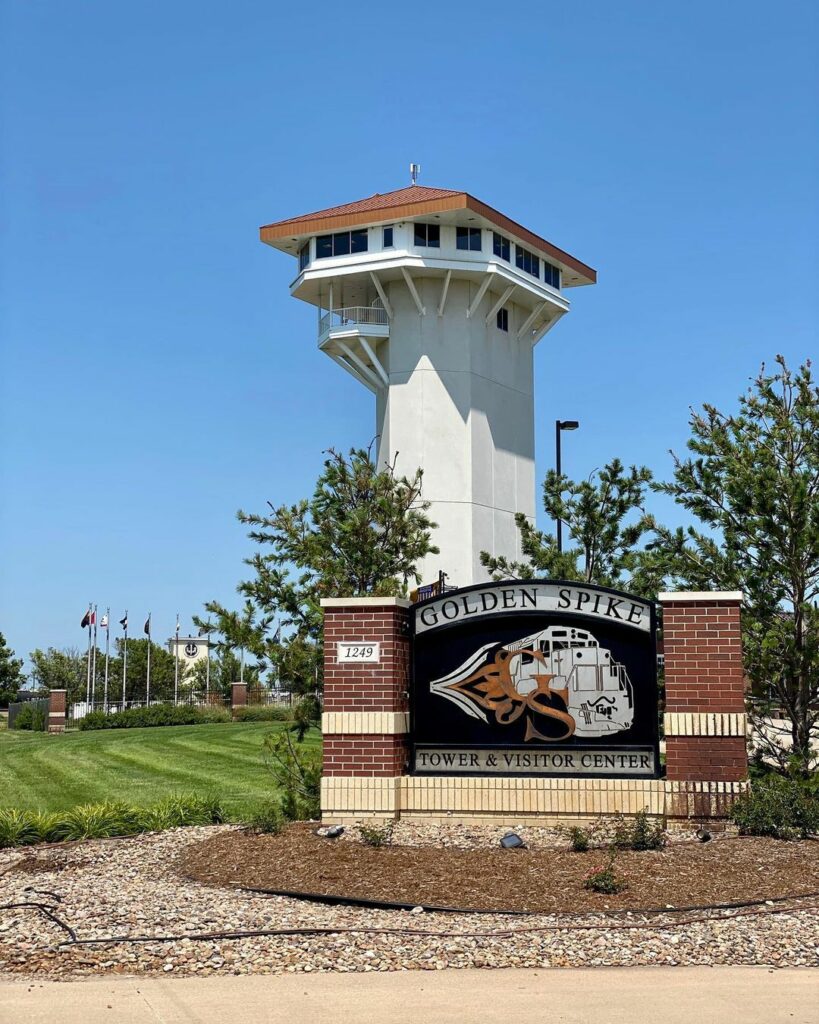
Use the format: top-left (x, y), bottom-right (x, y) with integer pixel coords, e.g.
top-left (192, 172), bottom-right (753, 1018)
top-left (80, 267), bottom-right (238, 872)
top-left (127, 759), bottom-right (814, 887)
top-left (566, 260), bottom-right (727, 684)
top-left (68, 693), bottom-right (231, 722)
top-left (8, 697), bottom-right (50, 731)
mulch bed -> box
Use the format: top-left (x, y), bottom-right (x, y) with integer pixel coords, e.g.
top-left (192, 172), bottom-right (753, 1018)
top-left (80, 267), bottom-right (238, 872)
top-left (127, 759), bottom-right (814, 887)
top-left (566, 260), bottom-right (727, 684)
top-left (179, 825), bottom-right (819, 913)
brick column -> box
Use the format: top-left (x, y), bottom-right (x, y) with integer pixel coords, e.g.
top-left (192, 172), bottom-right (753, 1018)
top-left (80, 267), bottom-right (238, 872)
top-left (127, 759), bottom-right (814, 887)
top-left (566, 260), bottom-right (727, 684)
top-left (320, 597), bottom-right (412, 822)
top-left (48, 689), bottom-right (66, 734)
top-left (660, 591), bottom-right (748, 818)
top-left (231, 682), bottom-right (247, 711)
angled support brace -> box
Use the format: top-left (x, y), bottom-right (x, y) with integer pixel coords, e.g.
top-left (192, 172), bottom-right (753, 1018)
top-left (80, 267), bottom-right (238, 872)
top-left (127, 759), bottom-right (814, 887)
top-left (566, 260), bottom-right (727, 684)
top-left (437, 270), bottom-right (452, 317)
top-left (517, 301), bottom-right (549, 341)
top-left (466, 276), bottom-right (492, 318)
top-left (401, 267), bottom-right (425, 316)
top-left (485, 284), bottom-right (517, 325)
top-left (326, 350), bottom-right (376, 394)
top-left (358, 336), bottom-right (389, 387)
top-left (337, 340), bottom-right (383, 390)
top-left (369, 272), bottom-right (393, 320)
top-left (531, 309), bottom-right (566, 344)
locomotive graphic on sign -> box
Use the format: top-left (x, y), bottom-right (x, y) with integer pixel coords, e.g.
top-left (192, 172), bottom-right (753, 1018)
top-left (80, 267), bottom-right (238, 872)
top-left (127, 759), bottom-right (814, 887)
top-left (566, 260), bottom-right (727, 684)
top-left (431, 626), bottom-right (634, 741)
top-left (412, 582), bottom-right (659, 777)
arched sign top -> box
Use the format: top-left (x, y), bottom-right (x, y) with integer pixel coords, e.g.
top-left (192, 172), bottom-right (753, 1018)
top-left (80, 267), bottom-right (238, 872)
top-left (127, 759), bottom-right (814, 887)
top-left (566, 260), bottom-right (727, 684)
top-left (414, 581), bottom-right (653, 636)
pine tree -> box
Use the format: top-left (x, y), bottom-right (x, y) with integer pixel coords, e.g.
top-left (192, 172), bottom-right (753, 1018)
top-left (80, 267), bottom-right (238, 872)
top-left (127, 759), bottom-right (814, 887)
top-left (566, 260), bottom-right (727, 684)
top-left (195, 446), bottom-right (436, 695)
top-left (646, 356), bottom-right (819, 774)
top-left (481, 458), bottom-right (658, 595)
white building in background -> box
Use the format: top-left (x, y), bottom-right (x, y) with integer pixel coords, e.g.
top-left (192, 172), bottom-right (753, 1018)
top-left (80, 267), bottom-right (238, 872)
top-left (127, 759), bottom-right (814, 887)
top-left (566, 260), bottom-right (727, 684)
top-left (260, 181), bottom-right (596, 588)
top-left (166, 635), bottom-right (209, 674)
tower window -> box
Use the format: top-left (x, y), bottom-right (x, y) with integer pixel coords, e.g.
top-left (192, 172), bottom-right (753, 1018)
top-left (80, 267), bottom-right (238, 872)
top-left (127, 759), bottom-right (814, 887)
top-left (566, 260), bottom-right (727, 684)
top-left (515, 244), bottom-right (540, 279)
top-left (493, 232), bottom-right (511, 262)
top-left (383, 225), bottom-right (394, 248)
top-left (315, 229), bottom-right (369, 259)
top-left (544, 261), bottom-right (561, 289)
top-left (456, 226), bottom-right (482, 251)
top-left (298, 241), bottom-right (310, 271)
top-left (496, 307), bottom-right (509, 332)
top-left (414, 223), bottom-right (440, 248)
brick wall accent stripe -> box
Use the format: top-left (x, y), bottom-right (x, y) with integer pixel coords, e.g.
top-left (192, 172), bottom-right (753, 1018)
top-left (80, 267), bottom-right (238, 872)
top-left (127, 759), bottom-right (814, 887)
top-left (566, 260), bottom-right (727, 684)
top-left (664, 712), bottom-right (747, 737)
top-left (321, 711), bottom-right (410, 735)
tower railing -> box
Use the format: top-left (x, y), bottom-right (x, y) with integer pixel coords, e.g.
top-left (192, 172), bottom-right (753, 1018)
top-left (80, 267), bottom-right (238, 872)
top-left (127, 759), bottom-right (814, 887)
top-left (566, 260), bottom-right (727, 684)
top-left (318, 306), bottom-right (389, 336)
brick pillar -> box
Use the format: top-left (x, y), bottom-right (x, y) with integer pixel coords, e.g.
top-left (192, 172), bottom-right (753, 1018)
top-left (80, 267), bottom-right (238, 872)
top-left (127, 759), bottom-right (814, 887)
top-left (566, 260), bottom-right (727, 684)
top-left (48, 689), bottom-right (66, 734)
top-left (660, 591), bottom-right (748, 818)
top-left (231, 682), bottom-right (247, 710)
top-left (320, 597), bottom-right (412, 822)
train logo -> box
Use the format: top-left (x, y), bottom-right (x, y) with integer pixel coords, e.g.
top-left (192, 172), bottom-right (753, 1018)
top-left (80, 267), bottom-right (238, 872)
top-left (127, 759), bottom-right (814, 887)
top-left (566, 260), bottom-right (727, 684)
top-left (430, 626), bottom-right (634, 741)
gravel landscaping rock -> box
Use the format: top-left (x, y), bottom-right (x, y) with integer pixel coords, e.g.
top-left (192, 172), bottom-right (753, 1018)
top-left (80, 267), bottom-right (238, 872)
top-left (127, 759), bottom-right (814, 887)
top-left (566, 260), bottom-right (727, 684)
top-left (0, 826), bottom-right (817, 980)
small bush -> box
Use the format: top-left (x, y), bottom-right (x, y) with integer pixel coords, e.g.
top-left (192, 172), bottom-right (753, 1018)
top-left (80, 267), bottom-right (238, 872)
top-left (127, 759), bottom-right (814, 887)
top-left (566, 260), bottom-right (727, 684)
top-left (566, 825), bottom-right (594, 852)
top-left (12, 703), bottom-right (47, 732)
top-left (358, 822), bottom-right (393, 848)
top-left (612, 810), bottom-right (666, 851)
top-left (246, 799), bottom-right (284, 835)
top-left (583, 852), bottom-right (626, 894)
top-left (731, 776), bottom-right (819, 840)
top-left (233, 705), bottom-right (291, 723)
top-left (78, 704), bottom-right (231, 731)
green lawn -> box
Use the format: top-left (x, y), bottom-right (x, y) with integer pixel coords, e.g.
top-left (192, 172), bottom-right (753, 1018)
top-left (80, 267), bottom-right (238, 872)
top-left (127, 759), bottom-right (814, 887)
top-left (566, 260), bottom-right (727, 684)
top-left (0, 722), bottom-right (320, 819)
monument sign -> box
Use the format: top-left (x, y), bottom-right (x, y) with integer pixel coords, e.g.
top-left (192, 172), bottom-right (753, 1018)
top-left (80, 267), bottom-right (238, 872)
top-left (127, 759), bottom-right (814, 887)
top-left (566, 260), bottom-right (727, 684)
top-left (412, 581), bottom-right (659, 778)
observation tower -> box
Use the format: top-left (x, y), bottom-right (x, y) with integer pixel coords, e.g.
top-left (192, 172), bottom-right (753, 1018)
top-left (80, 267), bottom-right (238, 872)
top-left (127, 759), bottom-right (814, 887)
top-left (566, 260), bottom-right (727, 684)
top-left (260, 175), bottom-right (595, 587)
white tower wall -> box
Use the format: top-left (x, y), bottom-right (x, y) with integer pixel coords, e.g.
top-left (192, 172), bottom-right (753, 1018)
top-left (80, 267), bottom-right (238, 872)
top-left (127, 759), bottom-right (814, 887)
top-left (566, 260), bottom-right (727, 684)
top-left (375, 277), bottom-right (535, 586)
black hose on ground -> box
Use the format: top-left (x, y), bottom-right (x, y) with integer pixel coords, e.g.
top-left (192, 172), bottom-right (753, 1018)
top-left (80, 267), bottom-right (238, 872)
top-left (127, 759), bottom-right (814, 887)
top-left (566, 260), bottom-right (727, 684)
top-left (234, 884), bottom-right (819, 918)
top-left (53, 895), bottom-right (819, 948)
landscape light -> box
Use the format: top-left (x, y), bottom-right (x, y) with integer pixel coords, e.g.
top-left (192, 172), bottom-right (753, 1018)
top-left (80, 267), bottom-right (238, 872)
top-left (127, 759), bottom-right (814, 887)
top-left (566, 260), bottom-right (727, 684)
top-left (500, 832), bottom-right (525, 849)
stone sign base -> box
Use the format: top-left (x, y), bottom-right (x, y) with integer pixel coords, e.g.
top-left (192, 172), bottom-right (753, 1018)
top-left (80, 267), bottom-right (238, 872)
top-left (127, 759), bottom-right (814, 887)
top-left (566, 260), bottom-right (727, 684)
top-left (321, 775), bottom-right (749, 825)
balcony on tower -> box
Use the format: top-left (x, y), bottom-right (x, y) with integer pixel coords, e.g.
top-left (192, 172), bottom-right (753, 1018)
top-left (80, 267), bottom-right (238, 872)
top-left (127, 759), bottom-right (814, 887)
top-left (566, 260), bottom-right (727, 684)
top-left (317, 304), bottom-right (390, 392)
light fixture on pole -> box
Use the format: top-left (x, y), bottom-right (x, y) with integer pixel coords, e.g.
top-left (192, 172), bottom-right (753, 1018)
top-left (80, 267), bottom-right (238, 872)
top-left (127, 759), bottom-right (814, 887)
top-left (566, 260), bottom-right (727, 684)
top-left (555, 419), bottom-right (579, 554)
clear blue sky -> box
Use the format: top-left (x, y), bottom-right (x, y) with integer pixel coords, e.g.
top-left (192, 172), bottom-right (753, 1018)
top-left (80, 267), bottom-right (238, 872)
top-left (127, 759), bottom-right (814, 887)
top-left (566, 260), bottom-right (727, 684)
top-left (1, 1), bottom-right (817, 671)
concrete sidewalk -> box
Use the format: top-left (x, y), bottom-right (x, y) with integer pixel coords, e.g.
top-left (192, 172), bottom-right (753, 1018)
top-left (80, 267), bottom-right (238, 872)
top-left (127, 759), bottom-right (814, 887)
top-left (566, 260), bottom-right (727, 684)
top-left (1, 967), bottom-right (816, 1023)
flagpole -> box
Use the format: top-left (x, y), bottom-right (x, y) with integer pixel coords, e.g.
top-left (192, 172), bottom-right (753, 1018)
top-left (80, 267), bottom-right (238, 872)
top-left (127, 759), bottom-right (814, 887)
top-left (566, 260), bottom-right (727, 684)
top-left (85, 603), bottom-right (92, 708)
top-left (205, 634), bottom-right (210, 699)
top-left (91, 605), bottom-right (98, 707)
top-left (103, 608), bottom-right (110, 711)
top-left (145, 613), bottom-right (152, 705)
top-left (174, 615), bottom-right (179, 705)
top-left (122, 612), bottom-right (128, 711)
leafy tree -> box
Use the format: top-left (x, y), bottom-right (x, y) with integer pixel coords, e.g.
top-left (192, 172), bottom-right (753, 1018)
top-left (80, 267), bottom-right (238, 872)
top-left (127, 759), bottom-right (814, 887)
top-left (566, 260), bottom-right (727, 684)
top-left (195, 446), bottom-right (436, 696)
top-left (0, 632), bottom-right (24, 705)
top-left (29, 647), bottom-right (87, 704)
top-left (187, 647), bottom-right (260, 697)
top-left (646, 356), bottom-right (819, 774)
top-left (481, 458), bottom-right (658, 595)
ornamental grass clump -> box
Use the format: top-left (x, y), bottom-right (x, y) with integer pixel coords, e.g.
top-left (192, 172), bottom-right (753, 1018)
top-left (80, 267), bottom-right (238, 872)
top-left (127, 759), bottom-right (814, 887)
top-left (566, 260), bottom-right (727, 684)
top-left (0, 793), bottom-right (226, 849)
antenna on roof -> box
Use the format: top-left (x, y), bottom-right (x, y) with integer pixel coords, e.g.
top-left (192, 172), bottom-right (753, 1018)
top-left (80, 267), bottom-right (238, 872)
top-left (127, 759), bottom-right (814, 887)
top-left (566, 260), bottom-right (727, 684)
top-left (410, 162), bottom-right (420, 186)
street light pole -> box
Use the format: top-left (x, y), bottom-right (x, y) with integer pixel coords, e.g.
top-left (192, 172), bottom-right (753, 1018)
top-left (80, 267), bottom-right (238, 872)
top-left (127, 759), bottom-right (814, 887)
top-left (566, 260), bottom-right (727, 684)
top-left (555, 419), bottom-right (579, 554)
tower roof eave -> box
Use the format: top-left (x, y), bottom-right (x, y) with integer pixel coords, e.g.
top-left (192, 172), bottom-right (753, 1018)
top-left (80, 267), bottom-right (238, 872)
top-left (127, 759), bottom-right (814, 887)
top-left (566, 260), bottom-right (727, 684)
top-left (259, 185), bottom-right (596, 286)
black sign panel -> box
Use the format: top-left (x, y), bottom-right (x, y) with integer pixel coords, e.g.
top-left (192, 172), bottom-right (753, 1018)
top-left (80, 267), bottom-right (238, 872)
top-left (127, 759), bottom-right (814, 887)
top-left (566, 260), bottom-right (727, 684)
top-left (412, 581), bottom-right (659, 778)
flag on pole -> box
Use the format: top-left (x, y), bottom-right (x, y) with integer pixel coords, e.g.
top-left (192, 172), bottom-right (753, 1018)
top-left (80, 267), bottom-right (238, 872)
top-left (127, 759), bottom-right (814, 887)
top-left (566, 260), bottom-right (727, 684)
top-left (120, 613), bottom-right (128, 630)
top-left (144, 614), bottom-right (151, 636)
top-left (100, 613), bottom-right (109, 629)
top-left (81, 608), bottom-right (93, 628)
